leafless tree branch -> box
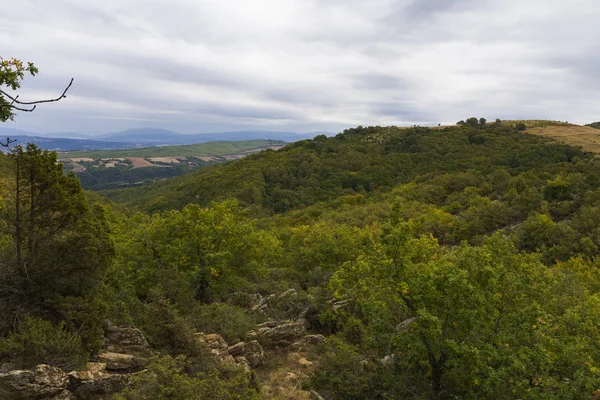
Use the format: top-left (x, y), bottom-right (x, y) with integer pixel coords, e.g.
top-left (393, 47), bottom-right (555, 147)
top-left (0, 78), bottom-right (74, 112)
top-left (0, 137), bottom-right (17, 148)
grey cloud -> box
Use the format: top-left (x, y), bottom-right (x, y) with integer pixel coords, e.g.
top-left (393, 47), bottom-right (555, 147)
top-left (2, 0), bottom-right (600, 134)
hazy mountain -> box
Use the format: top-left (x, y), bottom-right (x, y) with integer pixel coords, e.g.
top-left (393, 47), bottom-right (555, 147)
top-left (0, 127), bottom-right (328, 150)
top-left (97, 128), bottom-right (325, 145)
top-left (1, 135), bottom-right (136, 152)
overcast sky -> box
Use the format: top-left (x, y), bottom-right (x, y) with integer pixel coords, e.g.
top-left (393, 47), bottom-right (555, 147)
top-left (1, 0), bottom-right (599, 135)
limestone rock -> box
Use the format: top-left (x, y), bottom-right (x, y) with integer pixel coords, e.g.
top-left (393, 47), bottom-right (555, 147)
top-left (0, 364), bottom-right (69, 399)
top-left (276, 289), bottom-right (297, 300)
top-left (244, 341), bottom-right (265, 368)
top-left (331, 299), bottom-right (350, 311)
top-left (103, 320), bottom-right (152, 358)
top-left (246, 330), bottom-right (258, 341)
top-left (196, 332), bottom-right (236, 364)
top-left (257, 320), bottom-right (279, 329)
top-left (290, 334), bottom-right (325, 351)
top-left (228, 342), bottom-right (246, 357)
top-left (395, 317), bottom-right (416, 332)
top-left (196, 332), bottom-right (228, 350)
top-left (97, 352), bottom-right (146, 371)
top-left (227, 340), bottom-right (265, 368)
top-left (261, 322), bottom-right (306, 344)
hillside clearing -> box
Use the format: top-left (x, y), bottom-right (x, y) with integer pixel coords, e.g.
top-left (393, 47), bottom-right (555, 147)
top-left (525, 124), bottom-right (600, 153)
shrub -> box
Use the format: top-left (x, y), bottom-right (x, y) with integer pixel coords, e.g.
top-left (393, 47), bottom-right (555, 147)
top-left (516, 122), bottom-right (527, 131)
top-left (191, 303), bottom-right (265, 344)
top-left (114, 355), bottom-right (259, 400)
top-left (0, 316), bottom-right (88, 369)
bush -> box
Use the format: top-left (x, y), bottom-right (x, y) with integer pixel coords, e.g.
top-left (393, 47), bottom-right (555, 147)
top-left (0, 316), bottom-right (88, 369)
top-left (114, 355), bottom-right (259, 400)
top-left (310, 338), bottom-right (383, 400)
top-left (139, 298), bottom-right (208, 358)
top-left (515, 122), bottom-right (527, 131)
top-left (191, 303), bottom-right (265, 344)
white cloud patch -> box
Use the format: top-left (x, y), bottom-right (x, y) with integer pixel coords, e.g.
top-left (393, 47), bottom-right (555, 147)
top-left (1, 0), bottom-right (599, 134)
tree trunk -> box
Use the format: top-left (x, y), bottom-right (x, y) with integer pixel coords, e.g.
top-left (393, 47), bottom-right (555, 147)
top-left (15, 155), bottom-right (22, 273)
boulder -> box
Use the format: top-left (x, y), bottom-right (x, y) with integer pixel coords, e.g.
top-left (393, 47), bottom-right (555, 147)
top-left (195, 332), bottom-right (228, 350)
top-left (97, 352), bottom-right (146, 371)
top-left (276, 289), bottom-right (297, 300)
top-left (196, 332), bottom-right (236, 364)
top-left (227, 342), bottom-right (246, 357)
top-left (395, 317), bottom-right (416, 332)
top-left (257, 320), bottom-right (279, 329)
top-left (0, 364), bottom-right (69, 399)
top-left (261, 322), bottom-right (306, 344)
top-left (289, 334), bottom-right (325, 351)
top-left (243, 341), bottom-right (265, 368)
top-left (68, 363), bottom-right (130, 400)
top-left (331, 299), bottom-right (350, 311)
top-left (227, 340), bottom-right (265, 368)
top-left (102, 320), bottom-right (152, 358)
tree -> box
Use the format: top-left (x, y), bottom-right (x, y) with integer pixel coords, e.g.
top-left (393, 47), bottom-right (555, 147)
top-left (479, 117), bottom-right (487, 126)
top-left (0, 144), bottom-right (113, 366)
top-left (515, 122), bottom-right (527, 131)
top-left (0, 56), bottom-right (72, 124)
top-left (329, 216), bottom-right (600, 399)
top-left (465, 117), bottom-right (479, 127)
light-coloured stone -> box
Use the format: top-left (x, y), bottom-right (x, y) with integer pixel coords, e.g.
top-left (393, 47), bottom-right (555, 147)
top-left (0, 364), bottom-right (68, 399)
top-left (97, 352), bottom-right (146, 371)
top-left (290, 334), bottom-right (325, 351)
top-left (228, 342), bottom-right (246, 356)
top-left (395, 317), bottom-right (416, 332)
top-left (244, 341), bottom-right (265, 368)
top-left (276, 289), bottom-right (297, 300)
top-left (261, 322), bottom-right (306, 344)
top-left (103, 320), bottom-right (152, 358)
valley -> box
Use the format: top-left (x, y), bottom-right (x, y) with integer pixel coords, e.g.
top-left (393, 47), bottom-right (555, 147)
top-left (4, 120), bottom-right (600, 399)
top-left (58, 140), bottom-right (286, 191)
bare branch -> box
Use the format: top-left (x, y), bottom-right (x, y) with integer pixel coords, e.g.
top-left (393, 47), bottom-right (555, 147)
top-left (0, 137), bottom-right (17, 148)
top-left (0, 78), bottom-right (74, 108)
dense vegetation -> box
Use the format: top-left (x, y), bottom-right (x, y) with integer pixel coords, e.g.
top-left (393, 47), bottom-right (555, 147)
top-left (586, 121), bottom-right (600, 129)
top-left (104, 123), bottom-right (582, 215)
top-left (61, 140), bottom-right (284, 158)
top-left (61, 140), bottom-right (285, 191)
top-left (4, 120), bottom-right (600, 398)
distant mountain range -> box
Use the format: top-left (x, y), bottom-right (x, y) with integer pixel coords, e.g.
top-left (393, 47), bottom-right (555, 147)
top-left (0, 128), bottom-right (328, 152)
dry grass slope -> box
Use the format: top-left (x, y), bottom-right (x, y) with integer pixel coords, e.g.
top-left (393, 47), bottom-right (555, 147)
top-left (521, 123), bottom-right (600, 154)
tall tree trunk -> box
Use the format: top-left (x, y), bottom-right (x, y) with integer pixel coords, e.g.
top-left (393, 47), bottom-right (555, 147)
top-left (27, 159), bottom-right (35, 265)
top-left (429, 351), bottom-right (446, 400)
top-left (15, 155), bottom-right (22, 273)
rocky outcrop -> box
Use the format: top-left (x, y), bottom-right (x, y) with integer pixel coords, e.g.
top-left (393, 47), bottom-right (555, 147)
top-left (68, 362), bottom-right (132, 400)
top-left (196, 332), bottom-right (266, 369)
top-left (289, 334), bottom-right (325, 351)
top-left (0, 321), bottom-right (153, 400)
top-left (102, 320), bottom-right (152, 358)
top-left (0, 364), bottom-right (72, 399)
top-left (395, 317), bottom-right (416, 332)
top-left (256, 322), bottom-right (307, 346)
top-left (195, 332), bottom-right (236, 364)
top-left (94, 320), bottom-right (151, 373)
top-left (96, 353), bottom-right (145, 372)
top-left (227, 340), bottom-right (266, 368)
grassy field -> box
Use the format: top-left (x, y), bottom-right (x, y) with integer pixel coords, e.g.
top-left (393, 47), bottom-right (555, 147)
top-left (506, 121), bottom-right (600, 154)
top-left (59, 140), bottom-right (286, 158)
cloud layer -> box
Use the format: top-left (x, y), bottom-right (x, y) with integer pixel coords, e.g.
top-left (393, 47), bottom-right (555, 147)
top-left (2, 0), bottom-right (599, 134)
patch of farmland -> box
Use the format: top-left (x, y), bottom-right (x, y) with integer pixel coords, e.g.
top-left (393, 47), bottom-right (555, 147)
top-left (128, 157), bottom-right (155, 168)
top-left (148, 157), bottom-right (182, 164)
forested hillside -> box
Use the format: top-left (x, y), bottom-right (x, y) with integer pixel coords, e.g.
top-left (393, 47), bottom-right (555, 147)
top-left (4, 121), bottom-right (600, 399)
top-left (104, 123), bottom-right (583, 214)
